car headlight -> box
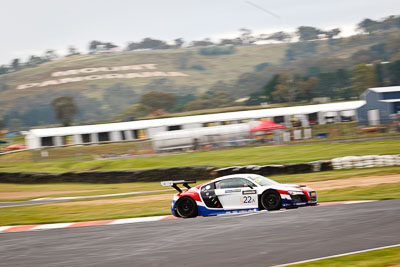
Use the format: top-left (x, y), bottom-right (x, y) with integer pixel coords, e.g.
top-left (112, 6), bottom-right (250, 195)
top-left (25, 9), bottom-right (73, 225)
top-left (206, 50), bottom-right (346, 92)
top-left (288, 190), bottom-right (304, 195)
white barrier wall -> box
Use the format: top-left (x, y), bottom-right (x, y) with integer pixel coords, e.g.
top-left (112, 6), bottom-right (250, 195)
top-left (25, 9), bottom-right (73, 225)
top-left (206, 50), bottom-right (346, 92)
top-left (283, 132), bottom-right (291, 142)
top-left (293, 129), bottom-right (302, 140)
top-left (331, 155), bottom-right (400, 169)
top-left (304, 128), bottom-right (312, 139)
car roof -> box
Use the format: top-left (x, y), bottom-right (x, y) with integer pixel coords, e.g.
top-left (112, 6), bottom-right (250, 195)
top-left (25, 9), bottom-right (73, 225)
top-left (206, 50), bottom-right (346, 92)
top-left (212, 173), bottom-right (265, 182)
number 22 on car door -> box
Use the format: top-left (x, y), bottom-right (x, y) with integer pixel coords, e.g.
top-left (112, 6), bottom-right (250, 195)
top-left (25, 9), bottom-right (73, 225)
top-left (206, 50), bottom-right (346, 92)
top-left (241, 190), bottom-right (257, 207)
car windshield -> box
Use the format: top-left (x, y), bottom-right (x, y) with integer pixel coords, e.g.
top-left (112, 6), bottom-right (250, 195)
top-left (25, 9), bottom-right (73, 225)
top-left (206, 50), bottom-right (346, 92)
top-left (248, 175), bottom-right (279, 186)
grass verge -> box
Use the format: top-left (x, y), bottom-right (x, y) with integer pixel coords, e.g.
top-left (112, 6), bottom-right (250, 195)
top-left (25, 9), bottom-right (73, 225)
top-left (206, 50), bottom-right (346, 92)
top-left (0, 181), bottom-right (178, 202)
top-left (0, 201), bottom-right (172, 226)
top-left (287, 246), bottom-right (400, 267)
top-left (317, 182), bottom-right (400, 202)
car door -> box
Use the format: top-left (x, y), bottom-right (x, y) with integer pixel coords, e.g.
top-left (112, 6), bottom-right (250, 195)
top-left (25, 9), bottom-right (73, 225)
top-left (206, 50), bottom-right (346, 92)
top-left (214, 178), bottom-right (258, 210)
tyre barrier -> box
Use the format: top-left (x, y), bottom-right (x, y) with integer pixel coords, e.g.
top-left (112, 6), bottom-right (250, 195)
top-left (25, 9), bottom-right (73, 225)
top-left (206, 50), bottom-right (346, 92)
top-left (215, 160), bottom-right (333, 177)
top-left (214, 154), bottom-right (400, 177)
top-left (0, 166), bottom-right (216, 184)
top-left (331, 154), bottom-right (400, 170)
top-left (0, 162), bottom-right (332, 183)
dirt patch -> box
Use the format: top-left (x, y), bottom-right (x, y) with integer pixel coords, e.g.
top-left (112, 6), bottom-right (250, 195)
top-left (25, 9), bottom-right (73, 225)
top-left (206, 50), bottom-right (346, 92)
top-left (50, 194), bottom-right (174, 206)
top-left (0, 190), bottom-right (97, 200)
top-left (306, 174), bottom-right (400, 191)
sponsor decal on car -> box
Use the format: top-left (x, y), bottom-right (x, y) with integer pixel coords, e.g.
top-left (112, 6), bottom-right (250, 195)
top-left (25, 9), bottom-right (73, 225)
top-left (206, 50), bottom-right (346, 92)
top-left (242, 190), bottom-right (257, 195)
top-left (225, 189), bottom-right (241, 193)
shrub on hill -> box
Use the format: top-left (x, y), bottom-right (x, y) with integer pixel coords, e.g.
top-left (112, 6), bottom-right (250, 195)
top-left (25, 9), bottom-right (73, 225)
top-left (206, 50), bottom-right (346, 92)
top-left (198, 46), bottom-right (236, 56)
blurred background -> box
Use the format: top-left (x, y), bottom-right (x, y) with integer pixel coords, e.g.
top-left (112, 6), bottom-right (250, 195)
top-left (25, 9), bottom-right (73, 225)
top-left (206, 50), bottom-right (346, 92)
top-left (1, 2), bottom-right (400, 266)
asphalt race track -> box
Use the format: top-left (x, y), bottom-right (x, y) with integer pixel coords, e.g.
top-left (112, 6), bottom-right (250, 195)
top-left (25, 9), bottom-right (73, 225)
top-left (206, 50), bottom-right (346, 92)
top-left (1, 199), bottom-right (399, 267)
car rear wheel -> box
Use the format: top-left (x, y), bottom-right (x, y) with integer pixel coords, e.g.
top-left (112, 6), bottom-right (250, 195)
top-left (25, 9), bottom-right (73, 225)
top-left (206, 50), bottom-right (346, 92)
top-left (176, 197), bottom-right (198, 218)
top-left (261, 190), bottom-right (281, 211)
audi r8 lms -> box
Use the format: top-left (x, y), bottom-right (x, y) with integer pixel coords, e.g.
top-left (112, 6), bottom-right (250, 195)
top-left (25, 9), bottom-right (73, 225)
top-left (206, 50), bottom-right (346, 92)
top-left (161, 174), bottom-right (317, 218)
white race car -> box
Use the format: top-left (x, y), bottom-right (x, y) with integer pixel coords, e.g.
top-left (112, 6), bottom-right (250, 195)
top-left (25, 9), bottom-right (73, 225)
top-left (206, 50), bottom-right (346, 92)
top-left (162, 174), bottom-right (317, 218)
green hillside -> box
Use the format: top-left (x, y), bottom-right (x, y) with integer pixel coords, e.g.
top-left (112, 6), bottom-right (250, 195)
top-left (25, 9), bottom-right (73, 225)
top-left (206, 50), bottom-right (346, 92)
top-left (1, 43), bottom-right (288, 95)
top-left (0, 28), bottom-right (398, 128)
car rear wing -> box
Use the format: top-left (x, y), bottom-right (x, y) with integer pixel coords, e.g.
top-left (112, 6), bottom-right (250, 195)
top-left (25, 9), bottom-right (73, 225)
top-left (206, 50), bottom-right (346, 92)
top-left (160, 180), bottom-right (196, 193)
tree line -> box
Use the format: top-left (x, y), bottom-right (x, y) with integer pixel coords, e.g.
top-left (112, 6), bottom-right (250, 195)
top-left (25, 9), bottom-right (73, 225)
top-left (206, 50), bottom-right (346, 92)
top-left (247, 60), bottom-right (400, 105)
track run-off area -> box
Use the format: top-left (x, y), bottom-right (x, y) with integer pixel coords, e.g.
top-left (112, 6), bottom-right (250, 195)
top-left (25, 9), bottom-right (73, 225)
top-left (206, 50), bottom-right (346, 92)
top-left (0, 199), bottom-right (399, 267)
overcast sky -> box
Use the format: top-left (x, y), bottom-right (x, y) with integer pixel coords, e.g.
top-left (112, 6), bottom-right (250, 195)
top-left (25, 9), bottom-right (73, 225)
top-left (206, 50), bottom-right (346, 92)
top-left (1, 0), bottom-right (399, 65)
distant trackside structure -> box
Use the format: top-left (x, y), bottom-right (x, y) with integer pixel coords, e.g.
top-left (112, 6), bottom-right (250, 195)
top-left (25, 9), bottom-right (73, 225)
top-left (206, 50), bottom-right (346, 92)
top-left (26, 101), bottom-right (364, 149)
top-left (357, 86), bottom-right (400, 125)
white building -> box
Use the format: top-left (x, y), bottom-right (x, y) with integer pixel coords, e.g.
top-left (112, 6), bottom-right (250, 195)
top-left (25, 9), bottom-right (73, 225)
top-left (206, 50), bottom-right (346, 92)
top-left (25, 100), bottom-right (364, 149)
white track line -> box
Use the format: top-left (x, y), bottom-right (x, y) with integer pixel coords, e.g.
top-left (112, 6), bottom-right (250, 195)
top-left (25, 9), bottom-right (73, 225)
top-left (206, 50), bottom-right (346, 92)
top-left (274, 243), bottom-right (400, 266)
top-left (344, 200), bottom-right (376, 204)
top-left (29, 189), bottom-right (175, 202)
top-left (109, 216), bottom-right (168, 225)
top-left (1, 189), bottom-right (176, 208)
top-left (31, 198), bottom-right (53, 201)
top-left (238, 212), bottom-right (259, 217)
top-left (0, 226), bottom-right (13, 232)
top-left (269, 210), bottom-right (287, 213)
top-left (33, 223), bottom-right (74, 230)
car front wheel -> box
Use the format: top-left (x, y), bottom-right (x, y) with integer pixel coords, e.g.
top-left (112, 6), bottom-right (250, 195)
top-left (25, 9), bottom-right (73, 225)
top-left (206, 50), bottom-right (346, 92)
top-left (261, 190), bottom-right (281, 211)
top-left (175, 197), bottom-right (198, 218)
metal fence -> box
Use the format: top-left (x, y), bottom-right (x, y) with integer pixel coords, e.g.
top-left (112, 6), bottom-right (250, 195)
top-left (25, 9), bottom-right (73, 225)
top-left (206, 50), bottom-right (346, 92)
top-left (29, 139), bottom-right (153, 162)
top-left (308, 119), bottom-right (399, 140)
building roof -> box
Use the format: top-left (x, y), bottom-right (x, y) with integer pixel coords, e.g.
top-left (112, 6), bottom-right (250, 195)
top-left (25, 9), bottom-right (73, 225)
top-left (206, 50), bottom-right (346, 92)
top-left (28, 101), bottom-right (365, 137)
top-left (369, 86), bottom-right (400, 93)
top-left (380, 98), bottom-right (400, 103)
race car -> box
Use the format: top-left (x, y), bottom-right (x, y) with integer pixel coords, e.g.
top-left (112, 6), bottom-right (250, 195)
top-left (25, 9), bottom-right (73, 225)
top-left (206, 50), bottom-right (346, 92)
top-left (161, 174), bottom-right (317, 218)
